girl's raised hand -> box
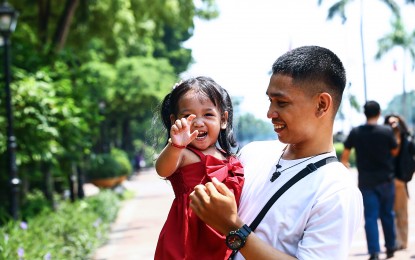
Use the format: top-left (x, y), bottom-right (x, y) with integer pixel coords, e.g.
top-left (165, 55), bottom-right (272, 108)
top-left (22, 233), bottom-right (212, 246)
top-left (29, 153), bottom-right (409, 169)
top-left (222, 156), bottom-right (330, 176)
top-left (170, 114), bottom-right (199, 147)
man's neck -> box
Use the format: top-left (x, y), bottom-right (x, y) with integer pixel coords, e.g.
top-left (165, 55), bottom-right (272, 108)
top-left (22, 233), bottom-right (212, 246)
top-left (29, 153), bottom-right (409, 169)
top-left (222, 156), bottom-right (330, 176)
top-left (366, 117), bottom-right (379, 125)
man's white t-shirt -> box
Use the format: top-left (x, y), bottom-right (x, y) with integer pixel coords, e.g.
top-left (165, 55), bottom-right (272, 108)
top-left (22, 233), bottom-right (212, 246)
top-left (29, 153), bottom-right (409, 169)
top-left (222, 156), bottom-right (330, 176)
top-left (235, 140), bottom-right (364, 260)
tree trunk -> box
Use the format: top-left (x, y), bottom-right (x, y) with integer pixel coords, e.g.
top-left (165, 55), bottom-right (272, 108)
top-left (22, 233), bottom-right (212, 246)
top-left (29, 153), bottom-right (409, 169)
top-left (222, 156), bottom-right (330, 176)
top-left (41, 162), bottom-right (56, 210)
top-left (38, 0), bottom-right (51, 45)
top-left (52, 0), bottom-right (79, 52)
top-left (76, 164), bottom-right (85, 199)
top-left (121, 118), bottom-right (133, 153)
top-left (67, 162), bottom-right (78, 202)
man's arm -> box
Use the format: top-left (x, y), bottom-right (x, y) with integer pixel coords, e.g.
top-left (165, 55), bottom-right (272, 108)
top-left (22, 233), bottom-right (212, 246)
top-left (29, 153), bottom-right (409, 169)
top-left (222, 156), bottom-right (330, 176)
top-left (340, 147), bottom-right (351, 168)
top-left (189, 178), bottom-right (296, 260)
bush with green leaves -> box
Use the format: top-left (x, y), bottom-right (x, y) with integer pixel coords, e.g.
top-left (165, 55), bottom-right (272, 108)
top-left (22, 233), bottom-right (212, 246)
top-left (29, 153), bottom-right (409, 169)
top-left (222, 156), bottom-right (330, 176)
top-left (86, 149), bottom-right (132, 180)
top-left (0, 190), bottom-right (120, 260)
top-left (334, 142), bottom-right (356, 167)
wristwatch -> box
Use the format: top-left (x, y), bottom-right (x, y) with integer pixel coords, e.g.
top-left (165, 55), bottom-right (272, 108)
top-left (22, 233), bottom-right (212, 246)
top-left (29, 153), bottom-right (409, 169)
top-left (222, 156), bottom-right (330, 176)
top-left (225, 224), bottom-right (252, 250)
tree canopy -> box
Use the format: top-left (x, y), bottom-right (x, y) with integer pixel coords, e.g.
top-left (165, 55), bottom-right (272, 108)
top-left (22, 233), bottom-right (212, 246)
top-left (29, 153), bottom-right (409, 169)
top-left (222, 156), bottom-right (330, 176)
top-left (0, 0), bottom-right (219, 212)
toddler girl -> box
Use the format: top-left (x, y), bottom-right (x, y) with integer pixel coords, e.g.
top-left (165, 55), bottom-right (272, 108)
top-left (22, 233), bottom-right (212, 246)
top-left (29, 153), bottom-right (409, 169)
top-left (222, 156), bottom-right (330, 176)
top-left (154, 76), bottom-right (244, 259)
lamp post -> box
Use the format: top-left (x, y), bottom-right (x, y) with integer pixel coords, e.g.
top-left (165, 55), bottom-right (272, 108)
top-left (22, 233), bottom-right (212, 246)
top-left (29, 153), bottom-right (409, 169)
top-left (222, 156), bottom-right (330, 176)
top-left (0, 1), bottom-right (19, 220)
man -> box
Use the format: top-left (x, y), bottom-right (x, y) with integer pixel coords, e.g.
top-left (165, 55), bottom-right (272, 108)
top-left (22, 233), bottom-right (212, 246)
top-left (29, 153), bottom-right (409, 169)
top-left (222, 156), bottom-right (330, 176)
top-left (342, 101), bottom-right (399, 260)
top-left (190, 46), bottom-right (364, 259)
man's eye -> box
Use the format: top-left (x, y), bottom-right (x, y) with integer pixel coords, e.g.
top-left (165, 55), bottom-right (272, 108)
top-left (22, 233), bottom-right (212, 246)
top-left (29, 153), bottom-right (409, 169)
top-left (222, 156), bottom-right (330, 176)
top-left (269, 98), bottom-right (288, 107)
top-left (277, 101), bottom-right (288, 107)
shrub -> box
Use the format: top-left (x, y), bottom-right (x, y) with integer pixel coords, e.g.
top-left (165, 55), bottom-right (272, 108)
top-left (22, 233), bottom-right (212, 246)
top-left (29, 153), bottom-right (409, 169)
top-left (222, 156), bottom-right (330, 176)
top-left (0, 190), bottom-right (121, 260)
top-left (334, 142), bottom-right (356, 167)
top-left (86, 149), bottom-right (132, 180)
top-left (20, 190), bottom-right (53, 220)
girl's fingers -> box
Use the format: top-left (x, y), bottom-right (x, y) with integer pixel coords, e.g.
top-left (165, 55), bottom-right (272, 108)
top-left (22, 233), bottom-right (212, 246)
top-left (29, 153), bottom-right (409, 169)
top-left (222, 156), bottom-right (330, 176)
top-left (187, 114), bottom-right (196, 124)
top-left (171, 124), bottom-right (179, 134)
top-left (190, 130), bottom-right (199, 140)
top-left (175, 119), bottom-right (182, 129)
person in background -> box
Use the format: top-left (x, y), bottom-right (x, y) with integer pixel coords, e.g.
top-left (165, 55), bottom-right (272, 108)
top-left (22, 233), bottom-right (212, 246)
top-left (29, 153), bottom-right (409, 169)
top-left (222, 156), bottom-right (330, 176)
top-left (384, 114), bottom-right (411, 250)
top-left (190, 45), bottom-right (363, 260)
top-left (133, 148), bottom-right (145, 174)
top-left (342, 101), bottom-right (399, 260)
top-left (154, 76), bottom-right (244, 259)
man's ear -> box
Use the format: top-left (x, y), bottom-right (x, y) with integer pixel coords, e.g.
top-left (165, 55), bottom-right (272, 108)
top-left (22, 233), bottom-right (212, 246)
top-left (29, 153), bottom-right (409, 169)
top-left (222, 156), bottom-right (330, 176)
top-left (221, 111), bottom-right (229, 129)
top-left (315, 93), bottom-right (332, 118)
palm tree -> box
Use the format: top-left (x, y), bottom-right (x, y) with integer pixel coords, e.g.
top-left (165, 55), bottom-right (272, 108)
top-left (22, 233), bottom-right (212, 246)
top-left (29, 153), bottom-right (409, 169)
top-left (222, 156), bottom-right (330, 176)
top-left (318, 0), bottom-right (400, 102)
top-left (376, 16), bottom-right (415, 122)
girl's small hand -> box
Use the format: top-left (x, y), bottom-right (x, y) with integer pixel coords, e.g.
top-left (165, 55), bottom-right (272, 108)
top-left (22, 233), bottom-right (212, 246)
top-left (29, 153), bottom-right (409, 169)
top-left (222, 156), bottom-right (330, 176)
top-left (170, 114), bottom-right (199, 147)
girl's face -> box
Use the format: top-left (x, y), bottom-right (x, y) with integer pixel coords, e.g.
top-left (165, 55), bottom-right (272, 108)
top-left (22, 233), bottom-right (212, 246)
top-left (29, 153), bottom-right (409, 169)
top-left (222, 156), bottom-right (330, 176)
top-left (175, 90), bottom-right (228, 150)
top-left (388, 116), bottom-right (399, 128)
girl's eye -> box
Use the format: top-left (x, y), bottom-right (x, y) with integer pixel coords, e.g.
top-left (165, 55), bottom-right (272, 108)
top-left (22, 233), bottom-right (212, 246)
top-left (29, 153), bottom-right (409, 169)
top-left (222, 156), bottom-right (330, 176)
top-left (182, 114), bottom-right (191, 118)
top-left (205, 113), bottom-right (214, 117)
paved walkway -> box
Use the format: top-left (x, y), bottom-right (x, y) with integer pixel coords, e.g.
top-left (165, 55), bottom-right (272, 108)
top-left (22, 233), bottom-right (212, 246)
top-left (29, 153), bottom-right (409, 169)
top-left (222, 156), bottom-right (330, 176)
top-left (92, 168), bottom-right (415, 260)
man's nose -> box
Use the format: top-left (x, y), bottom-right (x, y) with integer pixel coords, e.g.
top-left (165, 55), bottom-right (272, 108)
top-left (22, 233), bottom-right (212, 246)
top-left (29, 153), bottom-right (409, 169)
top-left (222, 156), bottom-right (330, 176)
top-left (267, 107), bottom-right (279, 118)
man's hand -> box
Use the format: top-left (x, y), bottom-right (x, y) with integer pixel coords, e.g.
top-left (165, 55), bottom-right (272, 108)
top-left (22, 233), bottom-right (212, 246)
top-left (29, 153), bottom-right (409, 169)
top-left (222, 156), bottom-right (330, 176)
top-left (189, 177), bottom-right (242, 235)
top-left (170, 114), bottom-right (199, 147)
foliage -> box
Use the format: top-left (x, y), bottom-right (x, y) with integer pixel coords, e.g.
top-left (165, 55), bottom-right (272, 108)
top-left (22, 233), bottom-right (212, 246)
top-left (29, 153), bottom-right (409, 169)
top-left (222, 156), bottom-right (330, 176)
top-left (132, 139), bottom-right (156, 168)
top-left (0, 0), bottom-right (219, 207)
top-left (0, 190), bottom-right (121, 260)
top-left (318, 0), bottom-right (400, 24)
top-left (337, 82), bottom-right (361, 122)
top-left (19, 190), bottom-right (54, 220)
top-left (318, 0), bottom-right (402, 106)
top-left (334, 142), bottom-right (356, 167)
top-left (384, 90), bottom-right (415, 126)
top-left (86, 149), bottom-right (132, 180)
top-left (235, 113), bottom-right (276, 146)
top-left (375, 16), bottom-right (415, 123)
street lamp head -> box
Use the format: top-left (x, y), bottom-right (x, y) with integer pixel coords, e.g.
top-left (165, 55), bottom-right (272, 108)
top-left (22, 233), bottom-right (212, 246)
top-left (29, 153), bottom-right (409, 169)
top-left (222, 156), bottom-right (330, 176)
top-left (0, 1), bottom-right (18, 35)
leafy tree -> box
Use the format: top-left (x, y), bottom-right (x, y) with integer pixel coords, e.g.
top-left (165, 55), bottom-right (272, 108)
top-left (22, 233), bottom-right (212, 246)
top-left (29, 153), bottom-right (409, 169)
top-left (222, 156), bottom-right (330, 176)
top-left (384, 90), bottom-right (415, 129)
top-left (11, 0), bottom-right (218, 74)
top-left (107, 56), bottom-right (176, 152)
top-left (318, 0), bottom-right (400, 102)
top-left (375, 16), bottom-right (415, 121)
top-left (235, 113), bottom-right (275, 146)
top-left (0, 0), bottom-right (219, 213)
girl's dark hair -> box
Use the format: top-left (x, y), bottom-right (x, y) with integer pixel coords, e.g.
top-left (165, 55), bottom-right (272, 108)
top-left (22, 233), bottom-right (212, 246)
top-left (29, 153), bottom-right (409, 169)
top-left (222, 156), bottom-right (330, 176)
top-left (160, 76), bottom-right (238, 156)
top-left (384, 114), bottom-right (411, 137)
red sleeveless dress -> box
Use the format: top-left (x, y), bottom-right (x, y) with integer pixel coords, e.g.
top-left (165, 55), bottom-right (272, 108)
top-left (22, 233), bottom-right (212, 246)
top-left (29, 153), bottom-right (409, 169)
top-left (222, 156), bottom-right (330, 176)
top-left (154, 147), bottom-right (244, 260)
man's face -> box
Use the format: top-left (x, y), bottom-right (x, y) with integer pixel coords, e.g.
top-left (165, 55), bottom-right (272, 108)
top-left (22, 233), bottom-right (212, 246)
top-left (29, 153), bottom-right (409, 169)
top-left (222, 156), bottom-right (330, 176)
top-left (266, 74), bottom-right (319, 145)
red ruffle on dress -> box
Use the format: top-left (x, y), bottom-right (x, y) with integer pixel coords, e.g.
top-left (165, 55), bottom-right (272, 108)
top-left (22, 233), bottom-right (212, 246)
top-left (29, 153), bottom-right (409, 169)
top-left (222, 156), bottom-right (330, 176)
top-left (154, 147), bottom-right (244, 260)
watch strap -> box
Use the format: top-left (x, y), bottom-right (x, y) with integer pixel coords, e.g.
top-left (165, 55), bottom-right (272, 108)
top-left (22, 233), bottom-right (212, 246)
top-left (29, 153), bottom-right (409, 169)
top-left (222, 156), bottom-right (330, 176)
top-left (239, 224), bottom-right (252, 237)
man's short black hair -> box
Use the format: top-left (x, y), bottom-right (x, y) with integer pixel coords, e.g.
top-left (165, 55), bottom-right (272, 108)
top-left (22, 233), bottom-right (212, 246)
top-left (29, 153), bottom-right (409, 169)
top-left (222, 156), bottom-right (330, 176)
top-left (271, 45), bottom-right (346, 116)
top-left (363, 100), bottom-right (381, 118)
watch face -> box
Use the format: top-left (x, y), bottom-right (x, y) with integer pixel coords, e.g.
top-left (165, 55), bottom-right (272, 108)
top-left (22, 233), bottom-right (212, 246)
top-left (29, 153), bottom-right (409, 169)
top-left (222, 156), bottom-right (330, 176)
top-left (226, 234), bottom-right (243, 250)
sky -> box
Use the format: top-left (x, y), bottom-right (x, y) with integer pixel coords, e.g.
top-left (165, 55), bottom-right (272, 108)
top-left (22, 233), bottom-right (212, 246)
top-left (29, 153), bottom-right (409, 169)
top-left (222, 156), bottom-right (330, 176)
top-left (182, 0), bottom-right (415, 133)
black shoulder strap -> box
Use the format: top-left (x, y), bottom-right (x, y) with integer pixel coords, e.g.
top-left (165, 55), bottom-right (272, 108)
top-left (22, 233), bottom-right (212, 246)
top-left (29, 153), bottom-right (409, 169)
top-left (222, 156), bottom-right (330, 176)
top-left (228, 156), bottom-right (338, 260)
top-left (250, 156), bottom-right (338, 230)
